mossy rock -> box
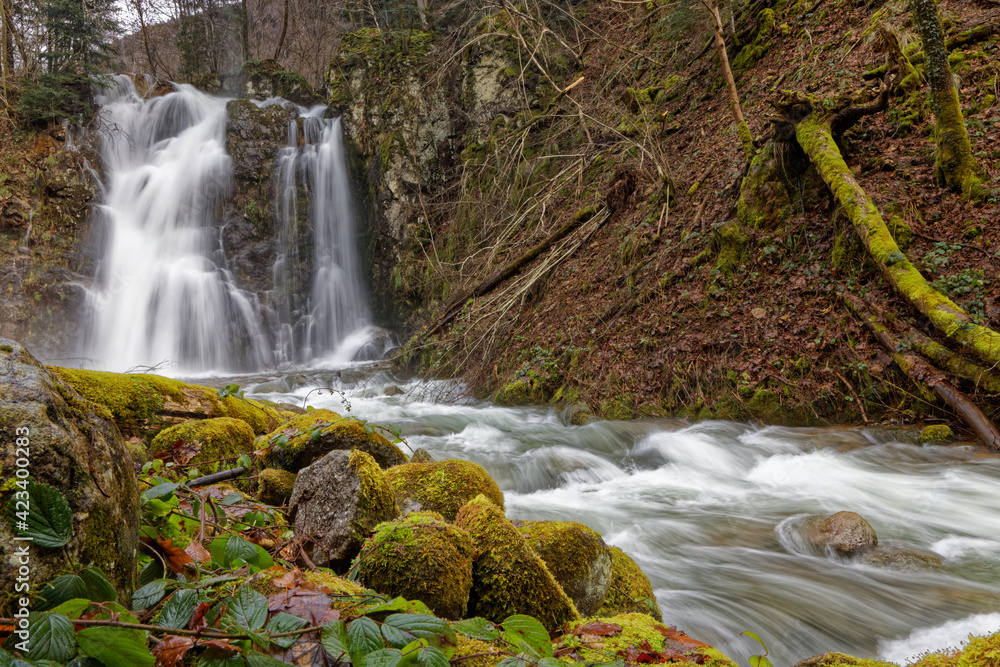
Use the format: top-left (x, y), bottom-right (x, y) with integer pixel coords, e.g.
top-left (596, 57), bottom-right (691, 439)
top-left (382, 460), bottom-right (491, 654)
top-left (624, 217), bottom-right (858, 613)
top-left (561, 613), bottom-right (737, 666)
top-left (410, 448), bottom-right (435, 463)
top-left (240, 58), bottom-right (320, 106)
top-left (453, 635), bottom-right (505, 667)
top-left (918, 424), bottom-right (954, 444)
top-left (257, 468), bottom-right (297, 506)
top-left (792, 653), bottom-right (895, 667)
top-left (514, 520), bottom-right (612, 616)
top-left (596, 547), bottom-right (662, 621)
top-left (455, 495), bottom-right (579, 629)
top-left (356, 511), bottom-right (474, 619)
top-left (49, 367), bottom-right (282, 438)
top-left (908, 631), bottom-right (1000, 667)
top-left (150, 417), bottom-right (255, 466)
top-left (712, 222), bottom-right (749, 277)
top-left (289, 449), bottom-right (401, 567)
top-left (262, 409), bottom-right (408, 472)
top-left (383, 459), bottom-right (504, 521)
top-left (494, 372), bottom-right (553, 406)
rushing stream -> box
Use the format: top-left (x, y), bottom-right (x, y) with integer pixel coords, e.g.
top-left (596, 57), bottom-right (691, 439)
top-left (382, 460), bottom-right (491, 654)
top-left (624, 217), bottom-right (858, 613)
top-left (224, 368), bottom-right (1000, 667)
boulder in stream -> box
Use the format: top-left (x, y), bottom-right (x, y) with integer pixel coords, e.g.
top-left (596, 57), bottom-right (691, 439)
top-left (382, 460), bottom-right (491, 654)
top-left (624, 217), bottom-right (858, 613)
top-left (0, 340), bottom-right (140, 608)
top-left (384, 459), bottom-right (504, 521)
top-left (514, 520), bottom-right (612, 617)
top-left (806, 511), bottom-right (878, 556)
top-left (288, 449), bottom-right (400, 567)
top-left (262, 409), bottom-right (408, 472)
top-left (596, 546), bottom-right (663, 621)
top-left (455, 494), bottom-right (580, 629)
top-left (853, 540), bottom-right (943, 570)
top-left (149, 417), bottom-right (256, 467)
top-left (357, 511), bottom-right (475, 619)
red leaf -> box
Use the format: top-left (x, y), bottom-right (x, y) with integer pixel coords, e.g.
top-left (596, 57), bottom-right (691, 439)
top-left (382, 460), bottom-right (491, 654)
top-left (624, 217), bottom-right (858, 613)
top-left (156, 539), bottom-right (194, 572)
top-left (152, 635), bottom-right (195, 667)
top-left (573, 622), bottom-right (622, 637)
top-left (188, 602), bottom-right (212, 631)
top-left (267, 587), bottom-right (340, 626)
top-left (654, 625), bottom-right (709, 652)
top-left (272, 567), bottom-right (303, 589)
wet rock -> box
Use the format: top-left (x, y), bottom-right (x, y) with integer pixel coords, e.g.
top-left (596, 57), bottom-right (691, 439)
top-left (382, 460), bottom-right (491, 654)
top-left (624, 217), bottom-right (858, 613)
top-left (225, 99), bottom-right (296, 182)
top-left (792, 653), bottom-right (893, 667)
top-left (289, 449), bottom-right (400, 567)
top-left (252, 378), bottom-right (291, 394)
top-left (410, 448), bottom-right (434, 463)
top-left (596, 546), bottom-right (663, 621)
top-left (384, 385), bottom-right (404, 396)
top-left (455, 495), bottom-right (579, 629)
top-left (261, 409), bottom-right (408, 472)
top-left (277, 402), bottom-right (308, 415)
top-left (257, 468), bottom-right (297, 506)
top-left (383, 459), bottom-right (504, 521)
top-left (514, 520), bottom-right (612, 617)
top-left (564, 402), bottom-right (595, 426)
top-left (0, 339), bottom-right (140, 608)
top-left (806, 511), bottom-right (878, 556)
top-left (357, 511), bottom-right (474, 619)
top-left (240, 59), bottom-right (321, 107)
top-left (150, 417), bottom-right (256, 466)
top-left (919, 424), bottom-right (955, 445)
top-left (853, 540), bottom-right (943, 570)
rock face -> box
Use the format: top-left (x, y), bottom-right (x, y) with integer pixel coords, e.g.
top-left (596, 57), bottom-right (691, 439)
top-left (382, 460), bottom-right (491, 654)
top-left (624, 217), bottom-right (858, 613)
top-left (807, 511), bottom-right (878, 556)
top-left (262, 409), bottom-right (408, 472)
top-left (149, 417), bottom-right (256, 466)
top-left (853, 540), bottom-right (943, 570)
top-left (597, 546), bottom-right (663, 621)
top-left (515, 520), bottom-right (612, 617)
top-left (357, 511), bottom-right (475, 619)
top-left (454, 494), bottom-right (579, 629)
top-left (383, 459), bottom-right (504, 521)
top-left (0, 339), bottom-right (140, 611)
top-left (288, 449), bottom-right (400, 567)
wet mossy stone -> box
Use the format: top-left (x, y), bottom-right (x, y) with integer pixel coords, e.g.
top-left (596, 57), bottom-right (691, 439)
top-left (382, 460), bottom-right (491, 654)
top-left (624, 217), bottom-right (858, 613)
top-left (494, 372), bottom-right (552, 406)
top-left (262, 409), bottom-right (408, 472)
top-left (410, 448), bottom-right (435, 463)
top-left (918, 424), bottom-right (955, 444)
top-left (383, 459), bottom-right (504, 522)
top-left (805, 511), bottom-right (878, 557)
top-left (792, 653), bottom-right (895, 667)
top-left (596, 546), bottom-right (662, 621)
top-left (454, 495), bottom-right (579, 629)
top-left (150, 417), bottom-right (256, 466)
top-left (49, 366), bottom-right (282, 438)
top-left (356, 511), bottom-right (474, 619)
top-left (240, 58), bottom-right (320, 106)
top-left (257, 468), bottom-right (297, 506)
top-left (514, 520), bottom-right (612, 617)
top-left (289, 449), bottom-right (400, 568)
top-left (0, 339), bottom-right (140, 611)
top-left (564, 613), bottom-right (736, 666)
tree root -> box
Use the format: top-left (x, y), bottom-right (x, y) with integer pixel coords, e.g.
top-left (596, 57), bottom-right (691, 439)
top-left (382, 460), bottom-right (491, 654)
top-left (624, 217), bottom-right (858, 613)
top-left (778, 89), bottom-right (1000, 368)
top-left (842, 292), bottom-right (1000, 449)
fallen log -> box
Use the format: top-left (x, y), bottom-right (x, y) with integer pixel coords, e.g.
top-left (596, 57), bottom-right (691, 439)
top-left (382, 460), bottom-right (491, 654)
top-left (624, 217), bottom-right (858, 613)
top-left (842, 291), bottom-right (1000, 450)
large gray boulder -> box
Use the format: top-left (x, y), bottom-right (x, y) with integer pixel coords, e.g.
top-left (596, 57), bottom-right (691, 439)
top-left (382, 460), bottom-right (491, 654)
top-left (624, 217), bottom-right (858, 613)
top-left (288, 449), bottom-right (400, 568)
top-left (806, 511), bottom-right (878, 556)
top-left (0, 339), bottom-right (140, 612)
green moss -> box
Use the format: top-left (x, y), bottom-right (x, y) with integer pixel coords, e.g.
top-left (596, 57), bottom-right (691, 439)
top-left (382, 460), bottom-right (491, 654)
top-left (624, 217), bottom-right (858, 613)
top-left (909, 630), bottom-right (1000, 667)
top-left (350, 449), bottom-right (401, 544)
top-left (732, 9), bottom-right (776, 71)
top-left (918, 424), bottom-right (955, 444)
top-left (596, 547), bottom-right (661, 621)
top-left (455, 495), bottom-right (579, 629)
top-left (82, 504), bottom-right (135, 600)
top-left (150, 417), bottom-right (256, 465)
top-left (494, 372), bottom-right (552, 406)
top-left (0, 344), bottom-right (13, 353)
top-left (249, 566), bottom-right (371, 615)
top-left (453, 636), bottom-right (504, 667)
top-left (793, 653), bottom-right (896, 666)
top-left (562, 613), bottom-right (735, 664)
top-left (356, 511), bottom-right (474, 619)
top-left (257, 468), bottom-right (297, 506)
top-left (713, 222), bottom-right (749, 277)
top-left (383, 459), bottom-right (504, 521)
top-left (262, 409), bottom-right (408, 471)
top-left (515, 520), bottom-right (611, 617)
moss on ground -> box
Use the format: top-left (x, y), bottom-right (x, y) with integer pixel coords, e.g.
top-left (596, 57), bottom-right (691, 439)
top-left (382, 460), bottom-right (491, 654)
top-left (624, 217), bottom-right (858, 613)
top-left (560, 613), bottom-right (737, 665)
top-left (262, 409), bottom-right (408, 471)
top-left (383, 459), bottom-right (505, 521)
top-left (515, 520), bottom-right (612, 617)
top-left (455, 494), bottom-right (579, 629)
top-left (596, 546), bottom-right (662, 621)
top-left (357, 511), bottom-right (474, 619)
top-left (149, 417), bottom-right (256, 466)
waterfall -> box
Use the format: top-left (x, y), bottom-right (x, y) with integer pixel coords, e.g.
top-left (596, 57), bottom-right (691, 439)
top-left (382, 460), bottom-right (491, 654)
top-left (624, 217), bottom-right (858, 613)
top-left (271, 109), bottom-right (372, 364)
top-left (81, 77), bottom-right (377, 373)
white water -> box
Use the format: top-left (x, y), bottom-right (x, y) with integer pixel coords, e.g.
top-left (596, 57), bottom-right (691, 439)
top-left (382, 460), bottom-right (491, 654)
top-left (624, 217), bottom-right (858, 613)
top-left (242, 372), bottom-right (1000, 666)
top-left (83, 78), bottom-right (374, 373)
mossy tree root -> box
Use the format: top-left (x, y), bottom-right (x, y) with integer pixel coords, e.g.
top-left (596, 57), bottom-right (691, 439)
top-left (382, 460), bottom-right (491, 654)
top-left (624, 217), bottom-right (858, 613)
top-left (842, 292), bottom-right (1000, 449)
top-left (789, 101), bottom-right (1000, 369)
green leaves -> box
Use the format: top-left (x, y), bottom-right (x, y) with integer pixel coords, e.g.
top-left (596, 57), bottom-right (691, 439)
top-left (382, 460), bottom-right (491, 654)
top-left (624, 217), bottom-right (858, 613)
top-left (26, 613), bottom-right (76, 663)
top-left (454, 617), bottom-right (499, 642)
top-left (347, 617), bottom-right (384, 665)
top-left (210, 535), bottom-right (274, 570)
top-left (226, 588), bottom-right (268, 632)
top-left (7, 482), bottom-right (73, 548)
top-left (320, 619), bottom-right (350, 660)
top-left (265, 613), bottom-right (307, 649)
top-left (500, 615), bottom-right (552, 659)
top-left (132, 579), bottom-right (170, 610)
top-left (153, 588), bottom-right (202, 628)
top-left (743, 631), bottom-right (774, 667)
top-left (140, 482), bottom-right (180, 504)
top-left (363, 648), bottom-right (404, 667)
top-left (38, 567), bottom-right (117, 611)
top-left (76, 626), bottom-right (155, 667)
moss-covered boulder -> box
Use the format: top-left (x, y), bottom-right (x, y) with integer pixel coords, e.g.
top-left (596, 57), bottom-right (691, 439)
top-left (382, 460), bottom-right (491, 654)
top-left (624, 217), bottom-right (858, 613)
top-left (792, 653), bottom-right (895, 667)
top-left (262, 409), bottom-right (408, 472)
top-left (514, 520), bottom-right (612, 617)
top-left (257, 468), bottom-right (297, 506)
top-left (383, 459), bottom-right (504, 521)
top-left (494, 372), bottom-right (552, 406)
top-left (289, 449), bottom-right (400, 567)
top-left (149, 417), bottom-right (255, 466)
top-left (0, 339), bottom-right (140, 612)
top-left (49, 367), bottom-right (283, 438)
top-left (240, 59), bottom-right (320, 106)
top-left (918, 424), bottom-right (955, 444)
top-left (596, 547), bottom-right (662, 621)
top-left (357, 511), bottom-right (474, 619)
top-left (560, 613), bottom-right (737, 666)
top-left (454, 495), bottom-right (579, 629)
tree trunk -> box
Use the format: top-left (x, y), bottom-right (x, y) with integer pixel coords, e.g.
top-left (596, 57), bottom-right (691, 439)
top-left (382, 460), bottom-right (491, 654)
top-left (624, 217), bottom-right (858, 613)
top-left (273, 0), bottom-right (289, 61)
top-left (240, 0), bottom-right (249, 62)
top-left (793, 107), bottom-right (1000, 368)
top-left (705, 0), bottom-right (753, 157)
top-left (908, 0), bottom-right (978, 190)
top-left (1, 0), bottom-right (13, 78)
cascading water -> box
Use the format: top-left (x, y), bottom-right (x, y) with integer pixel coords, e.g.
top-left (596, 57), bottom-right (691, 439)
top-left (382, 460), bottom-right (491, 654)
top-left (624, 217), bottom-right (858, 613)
top-left (270, 107), bottom-right (374, 364)
top-left (83, 76), bottom-right (272, 373)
